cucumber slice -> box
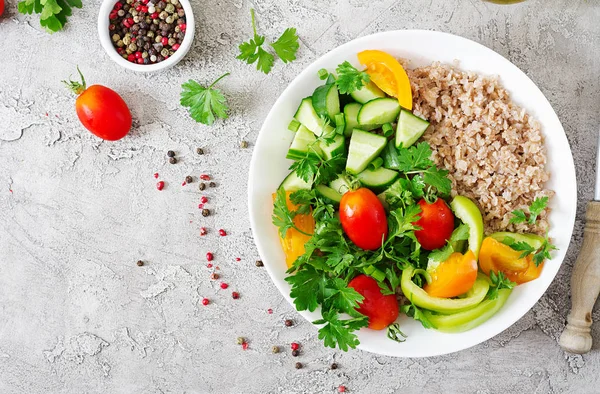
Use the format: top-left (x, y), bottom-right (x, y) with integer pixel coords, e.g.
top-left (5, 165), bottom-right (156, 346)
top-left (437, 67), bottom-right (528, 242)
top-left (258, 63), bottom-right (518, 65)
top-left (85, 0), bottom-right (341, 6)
top-left (357, 98), bottom-right (401, 127)
top-left (396, 109), bottom-right (430, 148)
top-left (350, 81), bottom-right (385, 104)
top-left (319, 133), bottom-right (345, 160)
top-left (294, 98), bottom-right (335, 137)
top-left (343, 103), bottom-right (361, 137)
top-left (312, 84), bottom-right (341, 123)
top-left (356, 167), bottom-right (399, 193)
top-left (315, 184), bottom-right (342, 205)
top-left (329, 173), bottom-right (352, 195)
top-left (286, 125), bottom-right (323, 161)
top-left (346, 129), bottom-right (388, 175)
top-left (279, 171), bottom-right (313, 192)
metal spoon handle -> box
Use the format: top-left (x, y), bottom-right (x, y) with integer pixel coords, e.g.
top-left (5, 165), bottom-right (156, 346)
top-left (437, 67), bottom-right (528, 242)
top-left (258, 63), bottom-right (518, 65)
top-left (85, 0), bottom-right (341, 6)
top-left (559, 201), bottom-right (600, 353)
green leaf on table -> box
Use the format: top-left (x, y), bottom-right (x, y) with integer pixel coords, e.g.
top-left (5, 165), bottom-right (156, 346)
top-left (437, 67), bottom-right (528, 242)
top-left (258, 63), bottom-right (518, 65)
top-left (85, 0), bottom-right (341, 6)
top-left (180, 73), bottom-right (230, 126)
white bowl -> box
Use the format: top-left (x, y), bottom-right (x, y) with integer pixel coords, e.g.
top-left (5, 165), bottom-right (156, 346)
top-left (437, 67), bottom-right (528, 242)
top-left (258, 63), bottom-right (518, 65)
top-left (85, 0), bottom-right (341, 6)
top-left (97, 0), bottom-right (195, 72)
top-left (248, 30), bottom-right (577, 357)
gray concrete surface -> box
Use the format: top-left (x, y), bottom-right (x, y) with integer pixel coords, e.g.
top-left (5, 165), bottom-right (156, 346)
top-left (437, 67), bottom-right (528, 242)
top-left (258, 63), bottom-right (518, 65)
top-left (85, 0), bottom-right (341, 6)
top-left (0, 0), bottom-right (599, 393)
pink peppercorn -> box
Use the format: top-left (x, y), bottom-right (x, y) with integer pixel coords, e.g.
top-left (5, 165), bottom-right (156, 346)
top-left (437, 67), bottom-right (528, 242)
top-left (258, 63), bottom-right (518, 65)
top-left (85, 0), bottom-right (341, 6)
top-left (338, 386), bottom-right (346, 393)
top-left (232, 291), bottom-right (240, 299)
top-left (220, 283), bottom-right (229, 289)
top-left (200, 227), bottom-right (207, 236)
top-left (235, 257), bottom-right (241, 261)
top-left (161, 37), bottom-right (168, 46)
top-left (172, 43), bottom-right (180, 51)
top-left (207, 263), bottom-right (213, 268)
top-left (200, 196), bottom-right (208, 203)
top-left (200, 174), bottom-right (210, 181)
top-left (291, 342), bottom-right (299, 351)
top-left (206, 252), bottom-right (214, 261)
top-left (267, 308), bottom-right (273, 314)
top-left (201, 298), bottom-right (209, 306)
top-left (219, 229), bottom-right (227, 236)
top-left (242, 342), bottom-right (248, 350)
top-left (153, 173), bottom-right (159, 179)
top-left (156, 181), bottom-right (164, 191)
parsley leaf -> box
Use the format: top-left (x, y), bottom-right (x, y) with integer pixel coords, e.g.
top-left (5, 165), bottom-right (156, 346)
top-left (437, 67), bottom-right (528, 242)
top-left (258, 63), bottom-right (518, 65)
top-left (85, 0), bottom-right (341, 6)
top-left (533, 238), bottom-right (557, 267)
top-left (422, 167), bottom-right (452, 196)
top-left (18, 0), bottom-right (82, 33)
top-left (509, 210), bottom-right (527, 224)
top-left (401, 301), bottom-right (435, 329)
top-left (335, 61), bottom-right (370, 94)
top-left (387, 323), bottom-right (407, 343)
top-left (180, 73), bottom-right (230, 125)
top-left (270, 28), bottom-right (299, 63)
top-left (289, 155), bottom-right (319, 183)
top-left (314, 310), bottom-right (368, 351)
top-left (285, 265), bottom-right (328, 312)
top-left (271, 187), bottom-right (313, 238)
top-left (529, 196), bottom-right (549, 224)
top-left (508, 240), bottom-right (536, 258)
top-left (396, 142), bottom-right (435, 172)
top-left (428, 223), bottom-right (470, 263)
top-left (487, 271), bottom-right (516, 300)
top-left (387, 205), bottom-right (422, 243)
top-left (325, 278), bottom-right (365, 317)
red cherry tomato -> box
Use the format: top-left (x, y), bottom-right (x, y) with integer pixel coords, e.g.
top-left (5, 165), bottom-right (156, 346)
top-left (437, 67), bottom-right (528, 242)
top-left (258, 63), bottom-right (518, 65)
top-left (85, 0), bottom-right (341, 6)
top-left (0, 0), bottom-right (4, 16)
top-left (64, 68), bottom-right (132, 141)
top-left (348, 274), bottom-right (399, 330)
top-left (413, 198), bottom-right (455, 250)
top-left (339, 188), bottom-right (388, 250)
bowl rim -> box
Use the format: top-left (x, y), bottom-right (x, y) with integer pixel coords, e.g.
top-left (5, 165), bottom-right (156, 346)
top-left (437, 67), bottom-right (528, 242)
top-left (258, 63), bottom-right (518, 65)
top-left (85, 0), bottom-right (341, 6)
top-left (97, 0), bottom-right (195, 72)
top-left (247, 29), bottom-right (577, 357)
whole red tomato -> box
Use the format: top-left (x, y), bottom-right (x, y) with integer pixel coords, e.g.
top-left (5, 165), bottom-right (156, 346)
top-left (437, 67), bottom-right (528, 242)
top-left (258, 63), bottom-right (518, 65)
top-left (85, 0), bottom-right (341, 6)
top-left (348, 274), bottom-right (398, 330)
top-left (413, 198), bottom-right (455, 250)
top-left (0, 0), bottom-right (4, 16)
top-left (339, 188), bottom-right (388, 250)
top-left (64, 68), bottom-right (132, 141)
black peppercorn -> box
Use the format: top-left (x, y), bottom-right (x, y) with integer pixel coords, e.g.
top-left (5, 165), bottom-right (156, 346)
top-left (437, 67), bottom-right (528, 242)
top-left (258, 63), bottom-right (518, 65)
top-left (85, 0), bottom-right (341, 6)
top-left (202, 209), bottom-right (210, 217)
top-left (255, 260), bottom-right (264, 267)
top-left (284, 319), bottom-right (293, 327)
top-left (136, 260), bottom-right (144, 266)
top-left (169, 157), bottom-right (177, 164)
top-left (196, 147), bottom-right (204, 155)
top-left (292, 350), bottom-right (299, 357)
top-left (295, 362), bottom-right (302, 369)
top-left (199, 183), bottom-right (206, 191)
top-left (167, 150), bottom-right (175, 157)
top-left (185, 176), bottom-right (193, 183)
top-left (209, 181), bottom-right (216, 188)
top-left (330, 363), bottom-right (338, 370)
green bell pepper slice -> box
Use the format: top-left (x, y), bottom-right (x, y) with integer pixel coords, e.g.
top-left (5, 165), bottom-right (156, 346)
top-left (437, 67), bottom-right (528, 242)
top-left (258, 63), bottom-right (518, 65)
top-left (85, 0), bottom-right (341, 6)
top-left (401, 267), bottom-right (490, 314)
top-left (489, 232), bottom-right (545, 250)
top-left (423, 288), bottom-right (512, 332)
top-left (450, 196), bottom-right (485, 258)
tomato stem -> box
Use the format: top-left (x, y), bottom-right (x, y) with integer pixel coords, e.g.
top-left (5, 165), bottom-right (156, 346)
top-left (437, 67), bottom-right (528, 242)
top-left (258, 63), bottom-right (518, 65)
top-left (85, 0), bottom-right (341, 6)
top-left (62, 66), bottom-right (87, 95)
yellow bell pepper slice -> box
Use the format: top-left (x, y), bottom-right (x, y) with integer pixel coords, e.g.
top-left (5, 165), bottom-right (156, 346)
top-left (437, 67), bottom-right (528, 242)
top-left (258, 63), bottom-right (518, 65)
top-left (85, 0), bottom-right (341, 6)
top-left (272, 191), bottom-right (315, 268)
top-left (357, 50), bottom-right (413, 110)
top-left (479, 237), bottom-right (544, 285)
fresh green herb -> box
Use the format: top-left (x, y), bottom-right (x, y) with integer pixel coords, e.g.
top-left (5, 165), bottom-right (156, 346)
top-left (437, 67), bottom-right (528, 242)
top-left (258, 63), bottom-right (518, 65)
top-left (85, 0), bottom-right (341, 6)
top-left (180, 73), bottom-right (230, 126)
top-left (289, 153), bottom-right (345, 186)
top-left (271, 28), bottom-right (300, 63)
top-left (318, 68), bottom-right (330, 80)
top-left (502, 234), bottom-right (557, 266)
top-left (486, 271), bottom-right (516, 300)
top-left (382, 123), bottom-right (394, 137)
top-left (271, 187), bottom-right (313, 238)
top-left (335, 61), bottom-right (370, 94)
top-left (237, 9), bottom-right (299, 74)
top-left (503, 237), bottom-right (536, 258)
top-left (314, 310), bottom-right (368, 351)
top-left (387, 323), bottom-right (407, 343)
top-left (401, 301), bottom-right (435, 329)
top-left (533, 237), bottom-right (557, 267)
top-left (18, 0), bottom-right (82, 33)
top-left (510, 196), bottom-right (549, 225)
top-left (290, 189), bottom-right (336, 222)
top-left (428, 223), bottom-right (470, 263)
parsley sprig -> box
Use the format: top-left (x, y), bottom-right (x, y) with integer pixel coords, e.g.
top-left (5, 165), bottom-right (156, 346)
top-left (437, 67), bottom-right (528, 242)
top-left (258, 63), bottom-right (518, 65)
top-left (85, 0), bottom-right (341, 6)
top-left (486, 271), bottom-right (516, 300)
top-left (428, 224), bottom-right (470, 263)
top-left (289, 126), bottom-right (345, 185)
top-left (237, 9), bottom-right (299, 74)
top-left (18, 0), bottom-right (82, 33)
top-left (510, 196), bottom-right (549, 225)
top-left (335, 61), bottom-right (370, 94)
top-left (271, 188), bottom-right (314, 238)
top-left (501, 234), bottom-right (557, 267)
top-left (180, 73), bottom-right (230, 126)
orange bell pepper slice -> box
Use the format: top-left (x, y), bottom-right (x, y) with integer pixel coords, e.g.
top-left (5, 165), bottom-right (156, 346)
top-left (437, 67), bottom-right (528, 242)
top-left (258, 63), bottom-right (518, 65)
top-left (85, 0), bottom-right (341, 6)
top-left (424, 250), bottom-right (478, 298)
top-left (479, 237), bottom-right (544, 284)
top-left (357, 50), bottom-right (413, 110)
top-left (272, 191), bottom-right (315, 268)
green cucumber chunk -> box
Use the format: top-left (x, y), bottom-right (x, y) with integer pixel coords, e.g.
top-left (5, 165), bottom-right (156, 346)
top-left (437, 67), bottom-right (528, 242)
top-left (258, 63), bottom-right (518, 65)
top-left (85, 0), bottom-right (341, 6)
top-left (286, 125), bottom-right (323, 161)
top-left (346, 129), bottom-right (388, 175)
top-left (350, 81), bottom-right (385, 104)
top-left (356, 167), bottom-right (399, 193)
top-left (319, 133), bottom-right (345, 160)
top-left (396, 109), bottom-right (430, 148)
top-left (489, 232), bottom-right (545, 250)
top-left (280, 171), bottom-right (313, 192)
top-left (357, 98), bottom-right (401, 127)
top-left (401, 267), bottom-right (490, 314)
top-left (312, 83), bottom-right (341, 123)
top-left (294, 98), bottom-right (335, 137)
top-left (315, 184), bottom-right (342, 205)
top-left (450, 196), bottom-right (485, 258)
top-left (423, 289), bottom-right (512, 333)
top-left (343, 103), bottom-right (361, 137)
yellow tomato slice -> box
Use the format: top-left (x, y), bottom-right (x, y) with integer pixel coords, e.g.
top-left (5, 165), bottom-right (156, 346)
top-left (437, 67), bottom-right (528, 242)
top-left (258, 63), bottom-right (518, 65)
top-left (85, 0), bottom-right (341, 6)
top-left (272, 192), bottom-right (315, 268)
top-left (357, 50), bottom-right (413, 110)
top-left (424, 250), bottom-right (478, 298)
top-left (479, 237), bottom-right (543, 285)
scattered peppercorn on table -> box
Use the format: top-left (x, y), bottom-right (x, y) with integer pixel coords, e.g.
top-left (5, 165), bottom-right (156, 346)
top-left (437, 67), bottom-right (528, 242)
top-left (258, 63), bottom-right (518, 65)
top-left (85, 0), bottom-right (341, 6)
top-left (1, 0), bottom-right (599, 392)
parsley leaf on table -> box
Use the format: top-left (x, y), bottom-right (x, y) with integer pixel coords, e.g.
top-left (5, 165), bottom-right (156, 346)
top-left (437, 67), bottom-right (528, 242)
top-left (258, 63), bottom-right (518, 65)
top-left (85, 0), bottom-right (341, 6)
top-left (335, 61), bottom-right (370, 94)
top-left (486, 271), bottom-right (516, 300)
top-left (270, 28), bottom-right (300, 63)
top-left (314, 309), bottom-right (368, 351)
top-left (180, 73), bottom-right (230, 125)
top-left (18, 0), bottom-right (82, 33)
top-left (509, 196), bottom-right (549, 225)
top-left (237, 9), bottom-right (299, 74)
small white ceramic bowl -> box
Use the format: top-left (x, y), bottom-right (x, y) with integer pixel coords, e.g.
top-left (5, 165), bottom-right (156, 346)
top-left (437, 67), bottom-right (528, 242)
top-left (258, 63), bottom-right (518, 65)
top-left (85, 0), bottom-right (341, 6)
top-left (97, 0), bottom-right (195, 72)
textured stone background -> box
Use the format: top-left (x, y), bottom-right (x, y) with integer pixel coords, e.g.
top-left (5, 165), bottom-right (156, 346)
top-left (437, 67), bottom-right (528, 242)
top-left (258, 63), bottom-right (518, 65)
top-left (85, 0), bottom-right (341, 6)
top-left (1, 0), bottom-right (599, 393)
